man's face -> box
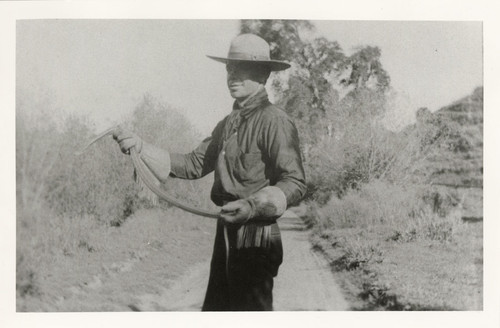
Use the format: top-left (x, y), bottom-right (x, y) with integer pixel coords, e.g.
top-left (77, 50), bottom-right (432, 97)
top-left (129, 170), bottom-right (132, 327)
top-left (226, 62), bottom-right (266, 101)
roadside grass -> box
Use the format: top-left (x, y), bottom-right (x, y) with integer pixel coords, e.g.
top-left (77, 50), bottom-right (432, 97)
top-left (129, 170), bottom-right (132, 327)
top-left (310, 180), bottom-right (483, 310)
top-left (16, 203), bottom-right (108, 308)
top-left (16, 207), bottom-right (215, 311)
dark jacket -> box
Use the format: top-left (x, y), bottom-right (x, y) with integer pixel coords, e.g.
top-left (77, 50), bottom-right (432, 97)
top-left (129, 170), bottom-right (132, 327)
top-left (169, 87), bottom-right (306, 311)
top-left (169, 88), bottom-right (306, 206)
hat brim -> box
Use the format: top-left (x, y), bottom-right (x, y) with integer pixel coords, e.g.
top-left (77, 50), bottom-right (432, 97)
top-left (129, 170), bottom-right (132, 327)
top-left (206, 55), bottom-right (291, 71)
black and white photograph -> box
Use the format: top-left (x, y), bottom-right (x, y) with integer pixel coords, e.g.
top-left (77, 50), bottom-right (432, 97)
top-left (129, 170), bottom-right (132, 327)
top-left (1, 1), bottom-right (499, 328)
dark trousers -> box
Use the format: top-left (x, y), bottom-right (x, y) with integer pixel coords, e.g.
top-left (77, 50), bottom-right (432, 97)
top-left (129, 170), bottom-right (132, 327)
top-left (202, 220), bottom-right (283, 311)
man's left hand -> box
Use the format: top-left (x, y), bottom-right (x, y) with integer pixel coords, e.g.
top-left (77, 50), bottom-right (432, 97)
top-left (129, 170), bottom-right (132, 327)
top-left (220, 200), bottom-right (254, 225)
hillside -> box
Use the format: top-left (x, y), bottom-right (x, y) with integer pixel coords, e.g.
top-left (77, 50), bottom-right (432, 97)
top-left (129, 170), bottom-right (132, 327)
top-left (402, 87), bottom-right (483, 219)
top-left (414, 86), bottom-right (483, 187)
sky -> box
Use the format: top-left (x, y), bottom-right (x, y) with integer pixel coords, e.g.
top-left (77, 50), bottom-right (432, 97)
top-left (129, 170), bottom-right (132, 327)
top-left (16, 19), bottom-right (482, 135)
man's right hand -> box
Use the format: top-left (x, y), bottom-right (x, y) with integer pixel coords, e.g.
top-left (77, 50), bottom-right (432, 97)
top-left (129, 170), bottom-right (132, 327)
top-left (220, 199), bottom-right (254, 226)
top-left (112, 126), bottom-right (143, 155)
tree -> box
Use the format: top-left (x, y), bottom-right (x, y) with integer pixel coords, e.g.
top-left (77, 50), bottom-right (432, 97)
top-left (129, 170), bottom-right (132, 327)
top-left (240, 20), bottom-right (314, 61)
top-left (239, 20), bottom-right (394, 199)
top-left (240, 20), bottom-right (391, 134)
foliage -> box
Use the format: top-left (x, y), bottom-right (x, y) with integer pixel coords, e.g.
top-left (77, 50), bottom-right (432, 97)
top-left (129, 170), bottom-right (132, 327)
top-left (241, 20), bottom-right (315, 62)
top-left (315, 180), bottom-right (466, 243)
top-left (131, 94), bottom-right (201, 153)
top-left (17, 110), bottom-right (139, 226)
top-left (240, 20), bottom-right (393, 197)
top-left (17, 92), bottom-right (217, 230)
top-left (131, 94), bottom-right (217, 212)
top-left (16, 90), bottom-right (219, 303)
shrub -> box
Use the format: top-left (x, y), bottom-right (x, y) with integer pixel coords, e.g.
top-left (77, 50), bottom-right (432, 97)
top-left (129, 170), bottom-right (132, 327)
top-left (316, 180), bottom-right (466, 243)
top-left (131, 94), bottom-right (217, 212)
top-left (17, 93), bottom-right (217, 228)
top-left (17, 110), bottom-right (141, 225)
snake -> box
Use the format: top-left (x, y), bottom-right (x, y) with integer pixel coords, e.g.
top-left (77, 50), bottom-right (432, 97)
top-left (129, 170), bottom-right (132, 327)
top-left (76, 126), bottom-right (221, 219)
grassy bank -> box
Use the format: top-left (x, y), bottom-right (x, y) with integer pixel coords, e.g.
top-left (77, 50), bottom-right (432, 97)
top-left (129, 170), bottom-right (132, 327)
top-left (305, 181), bottom-right (483, 310)
top-left (17, 207), bottom-right (216, 311)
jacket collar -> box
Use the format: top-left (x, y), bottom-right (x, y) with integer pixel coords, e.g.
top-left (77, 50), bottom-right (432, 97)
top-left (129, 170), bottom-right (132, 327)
top-left (232, 85), bottom-right (270, 120)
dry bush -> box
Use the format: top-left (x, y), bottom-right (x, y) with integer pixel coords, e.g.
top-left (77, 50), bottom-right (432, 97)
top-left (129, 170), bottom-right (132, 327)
top-left (340, 235), bottom-right (384, 270)
top-left (302, 87), bottom-right (414, 203)
top-left (316, 180), bottom-right (466, 243)
top-left (17, 110), bottom-right (140, 226)
top-left (306, 119), bottom-right (404, 203)
top-left (131, 94), bottom-right (217, 212)
top-left (304, 102), bottom-right (460, 206)
top-left (17, 93), bottom-right (216, 228)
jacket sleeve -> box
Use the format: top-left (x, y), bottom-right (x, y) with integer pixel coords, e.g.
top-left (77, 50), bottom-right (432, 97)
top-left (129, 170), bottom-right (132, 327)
top-left (262, 114), bottom-right (307, 207)
top-left (169, 118), bottom-right (224, 179)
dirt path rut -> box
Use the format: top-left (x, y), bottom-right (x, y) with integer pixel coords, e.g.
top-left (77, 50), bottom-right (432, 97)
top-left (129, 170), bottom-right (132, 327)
top-left (134, 211), bottom-right (349, 311)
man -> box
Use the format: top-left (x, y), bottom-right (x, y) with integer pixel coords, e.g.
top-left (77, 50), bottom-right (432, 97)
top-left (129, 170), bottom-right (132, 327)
top-left (114, 33), bottom-right (307, 311)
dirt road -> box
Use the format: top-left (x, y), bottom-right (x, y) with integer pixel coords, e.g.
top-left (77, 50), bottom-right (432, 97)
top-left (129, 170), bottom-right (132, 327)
top-left (19, 209), bottom-right (348, 311)
top-left (133, 211), bottom-right (349, 311)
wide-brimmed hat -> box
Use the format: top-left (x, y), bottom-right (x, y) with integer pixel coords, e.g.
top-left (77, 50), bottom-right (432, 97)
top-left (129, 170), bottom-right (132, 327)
top-left (207, 33), bottom-right (291, 71)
